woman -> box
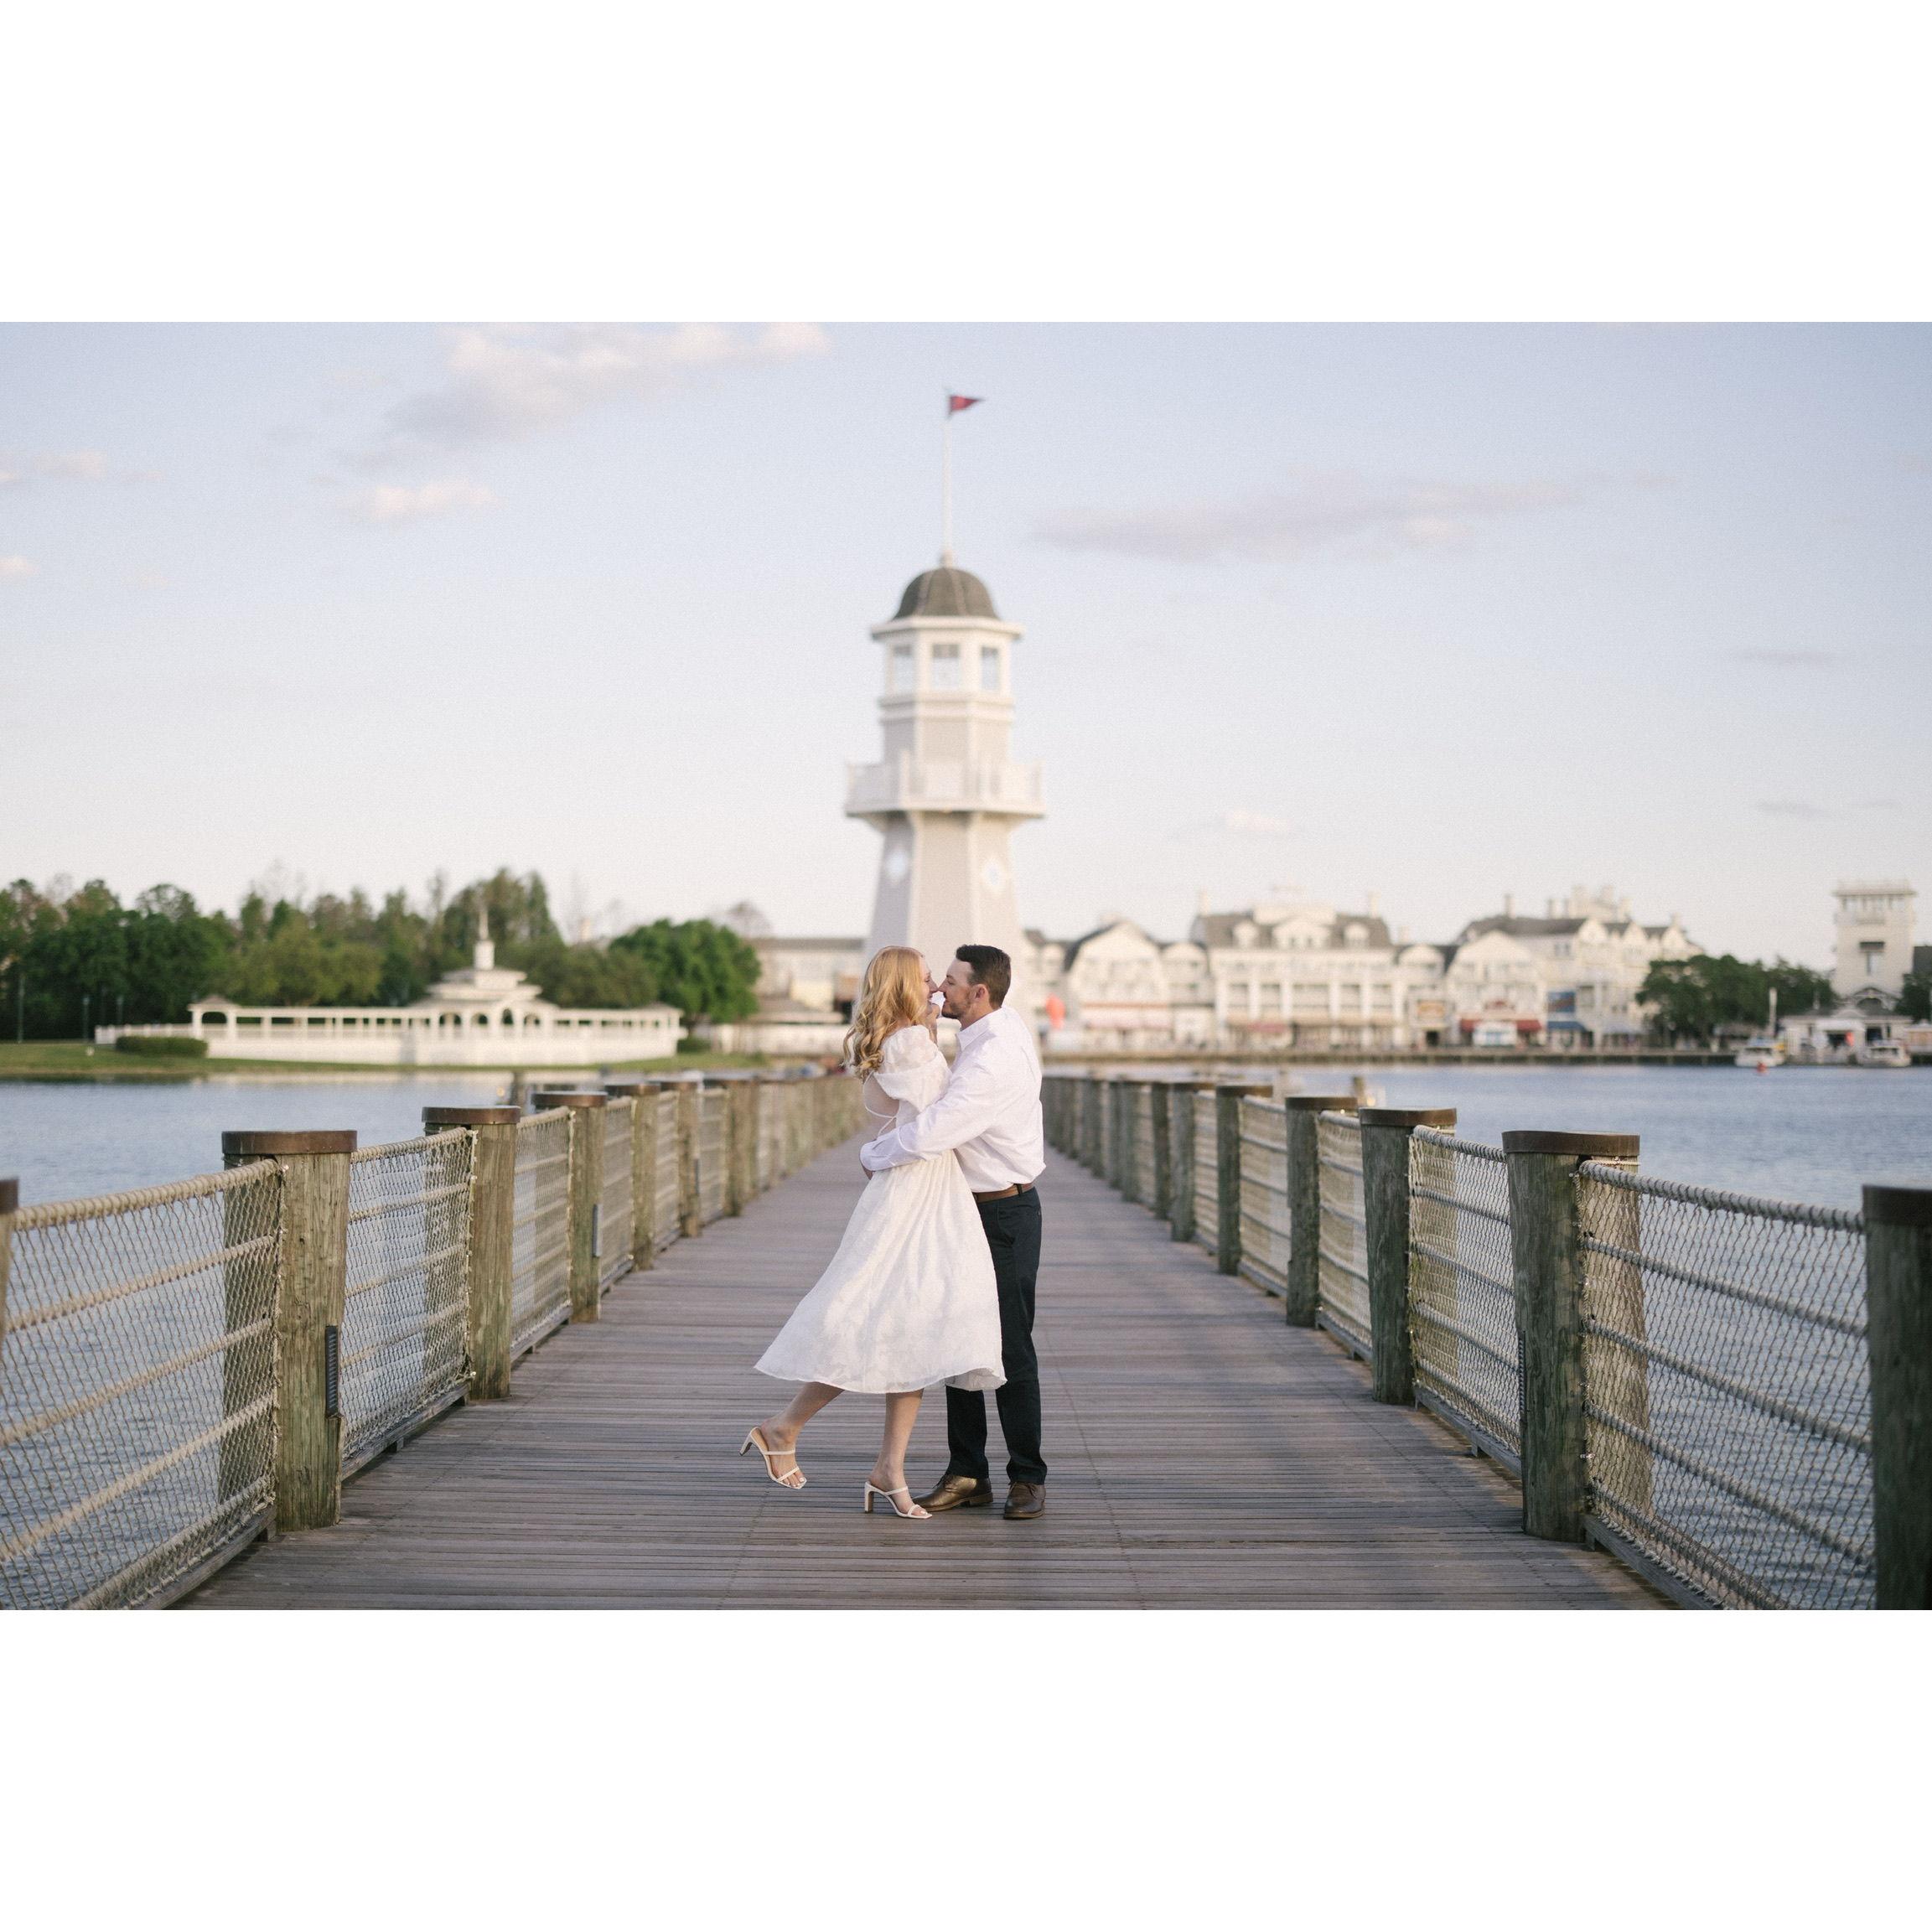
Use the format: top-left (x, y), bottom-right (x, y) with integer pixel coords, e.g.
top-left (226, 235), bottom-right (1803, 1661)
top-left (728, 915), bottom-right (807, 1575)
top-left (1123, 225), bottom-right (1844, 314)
top-left (743, 945), bottom-right (1003, 1519)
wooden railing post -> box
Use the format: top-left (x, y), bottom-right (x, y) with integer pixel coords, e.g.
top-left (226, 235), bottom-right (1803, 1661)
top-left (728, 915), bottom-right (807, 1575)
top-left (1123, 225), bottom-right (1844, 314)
top-left (1106, 1080), bottom-right (1125, 1191)
top-left (607, 1082), bottom-right (660, 1270)
top-left (423, 1106), bottom-right (518, 1401)
top-left (1149, 1083), bottom-right (1172, 1220)
top-left (1505, 1130), bottom-right (1639, 1543)
top-left (1168, 1084), bottom-right (1199, 1243)
top-left (676, 1080), bottom-right (702, 1236)
top-left (221, 1129), bottom-right (355, 1532)
top-left (1080, 1075), bottom-right (1101, 1172)
top-left (1358, 1107), bottom-right (1456, 1405)
top-left (1216, 1085), bottom-right (1272, 1276)
top-left (531, 1091), bottom-right (607, 1323)
top-left (731, 1080), bottom-right (757, 1214)
top-left (0, 1177), bottom-right (13, 1374)
top-left (1283, 1096), bottom-right (1359, 1327)
top-left (1864, 1184), bottom-right (1932, 1608)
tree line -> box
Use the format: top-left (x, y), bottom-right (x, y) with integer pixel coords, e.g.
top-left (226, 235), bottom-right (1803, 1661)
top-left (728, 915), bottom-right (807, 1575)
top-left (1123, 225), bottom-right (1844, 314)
top-left (1637, 954), bottom-right (1847, 1043)
top-left (0, 870), bottom-right (762, 1040)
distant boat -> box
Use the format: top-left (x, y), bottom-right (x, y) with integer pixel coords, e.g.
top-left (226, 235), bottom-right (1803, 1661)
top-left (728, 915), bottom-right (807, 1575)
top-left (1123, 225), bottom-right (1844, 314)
top-left (1857, 1039), bottom-right (1913, 1069)
top-left (1734, 1036), bottom-right (1784, 1071)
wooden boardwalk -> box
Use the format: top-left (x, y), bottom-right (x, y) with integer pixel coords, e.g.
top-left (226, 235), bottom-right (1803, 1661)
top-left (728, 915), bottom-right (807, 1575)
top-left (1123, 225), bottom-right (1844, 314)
top-left (189, 1142), bottom-right (1660, 1609)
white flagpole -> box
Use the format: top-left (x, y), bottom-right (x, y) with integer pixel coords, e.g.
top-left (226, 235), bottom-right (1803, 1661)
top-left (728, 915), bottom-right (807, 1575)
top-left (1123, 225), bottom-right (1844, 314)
top-left (941, 393), bottom-right (954, 565)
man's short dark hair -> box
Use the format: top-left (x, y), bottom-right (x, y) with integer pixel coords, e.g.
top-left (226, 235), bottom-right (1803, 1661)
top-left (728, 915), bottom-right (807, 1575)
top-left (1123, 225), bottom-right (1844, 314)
top-left (955, 945), bottom-right (1011, 1007)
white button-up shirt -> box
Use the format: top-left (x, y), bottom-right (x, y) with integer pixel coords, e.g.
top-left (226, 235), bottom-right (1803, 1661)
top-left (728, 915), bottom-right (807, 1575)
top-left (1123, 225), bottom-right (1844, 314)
top-left (858, 1004), bottom-right (1044, 1191)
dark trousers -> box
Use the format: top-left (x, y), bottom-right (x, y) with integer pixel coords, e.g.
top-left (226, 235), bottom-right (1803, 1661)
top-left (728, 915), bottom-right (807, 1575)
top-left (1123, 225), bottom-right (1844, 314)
top-left (945, 1188), bottom-right (1046, 1488)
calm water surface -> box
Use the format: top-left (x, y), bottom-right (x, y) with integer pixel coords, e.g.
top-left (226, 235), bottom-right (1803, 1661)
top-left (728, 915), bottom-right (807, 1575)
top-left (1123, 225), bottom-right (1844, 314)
top-left (2, 1064), bottom-right (1929, 1210)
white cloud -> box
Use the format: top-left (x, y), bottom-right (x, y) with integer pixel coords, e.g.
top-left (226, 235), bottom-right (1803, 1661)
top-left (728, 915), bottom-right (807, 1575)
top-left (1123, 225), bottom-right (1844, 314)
top-left (363, 321), bottom-right (831, 462)
top-left (341, 479), bottom-right (499, 526)
top-left (1035, 469), bottom-right (1628, 563)
top-left (0, 449), bottom-right (151, 487)
top-left (0, 555), bottom-right (39, 578)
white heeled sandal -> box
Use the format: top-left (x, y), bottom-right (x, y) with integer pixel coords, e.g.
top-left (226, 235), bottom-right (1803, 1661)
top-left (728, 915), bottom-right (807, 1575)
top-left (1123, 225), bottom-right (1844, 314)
top-left (741, 1427), bottom-right (805, 1489)
top-left (862, 1481), bottom-right (930, 1519)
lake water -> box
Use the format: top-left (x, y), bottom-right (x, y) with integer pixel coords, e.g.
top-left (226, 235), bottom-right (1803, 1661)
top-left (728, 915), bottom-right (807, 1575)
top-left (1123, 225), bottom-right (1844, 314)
top-left (1, 1064), bottom-right (1929, 1212)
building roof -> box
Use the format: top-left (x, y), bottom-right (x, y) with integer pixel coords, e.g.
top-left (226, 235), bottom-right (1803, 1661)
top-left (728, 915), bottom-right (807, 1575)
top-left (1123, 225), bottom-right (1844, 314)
top-left (1194, 909), bottom-right (1393, 951)
top-left (893, 564), bottom-right (998, 620)
top-left (1462, 914), bottom-right (1589, 940)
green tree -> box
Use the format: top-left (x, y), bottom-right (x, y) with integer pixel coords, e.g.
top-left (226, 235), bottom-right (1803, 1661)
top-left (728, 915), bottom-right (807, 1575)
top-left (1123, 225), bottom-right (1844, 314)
top-left (1640, 953), bottom-right (1836, 1044)
top-left (609, 918), bottom-right (760, 1022)
top-left (1901, 971), bottom-right (1932, 1023)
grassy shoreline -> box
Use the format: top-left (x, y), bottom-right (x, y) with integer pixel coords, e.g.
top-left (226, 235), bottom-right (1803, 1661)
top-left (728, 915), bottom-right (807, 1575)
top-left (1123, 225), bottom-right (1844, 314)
top-left (0, 1043), bottom-right (785, 1083)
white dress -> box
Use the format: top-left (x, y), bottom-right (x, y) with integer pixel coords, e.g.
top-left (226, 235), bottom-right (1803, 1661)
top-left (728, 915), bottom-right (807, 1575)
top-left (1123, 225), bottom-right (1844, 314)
top-left (756, 1025), bottom-right (1005, 1394)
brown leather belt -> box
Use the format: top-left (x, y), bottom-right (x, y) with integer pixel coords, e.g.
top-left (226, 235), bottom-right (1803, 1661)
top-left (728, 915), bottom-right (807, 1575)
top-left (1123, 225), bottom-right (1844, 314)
top-left (972, 1182), bottom-right (1036, 1203)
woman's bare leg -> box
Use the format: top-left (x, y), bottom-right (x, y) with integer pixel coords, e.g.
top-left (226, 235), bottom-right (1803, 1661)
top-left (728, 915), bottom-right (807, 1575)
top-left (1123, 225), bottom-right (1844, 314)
top-left (755, 1381), bottom-right (842, 1487)
top-left (868, 1390), bottom-right (929, 1514)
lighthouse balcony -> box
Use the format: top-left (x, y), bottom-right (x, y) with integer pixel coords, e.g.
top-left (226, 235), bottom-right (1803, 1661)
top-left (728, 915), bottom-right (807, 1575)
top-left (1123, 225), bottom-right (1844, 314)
top-left (845, 754), bottom-right (1044, 817)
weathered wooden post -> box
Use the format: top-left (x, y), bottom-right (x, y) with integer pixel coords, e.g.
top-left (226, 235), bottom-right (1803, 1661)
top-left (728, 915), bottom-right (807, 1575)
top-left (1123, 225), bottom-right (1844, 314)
top-left (1284, 1096), bottom-right (1360, 1327)
top-left (0, 1177), bottom-right (13, 1369)
top-left (423, 1106), bottom-right (518, 1401)
top-left (733, 1080), bottom-right (758, 1210)
top-left (1358, 1107), bottom-right (1456, 1405)
top-left (606, 1082), bottom-right (660, 1270)
top-left (1215, 1085), bottom-right (1272, 1276)
top-left (1107, 1080), bottom-right (1127, 1193)
top-left (1505, 1130), bottom-right (1640, 1543)
top-left (676, 1080), bottom-right (702, 1236)
top-left (531, 1091), bottom-right (607, 1323)
top-left (221, 1129), bottom-right (355, 1531)
top-left (1168, 1083), bottom-right (1199, 1242)
top-left (1080, 1075), bottom-right (1101, 1172)
top-left (1149, 1082), bottom-right (1172, 1220)
top-left (1864, 1184), bottom-right (1932, 1608)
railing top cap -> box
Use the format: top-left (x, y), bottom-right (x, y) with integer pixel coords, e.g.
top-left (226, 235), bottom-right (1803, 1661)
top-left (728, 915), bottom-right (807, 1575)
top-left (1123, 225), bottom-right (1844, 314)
top-left (528, 1090), bottom-right (607, 1108)
top-left (220, 1129), bottom-right (357, 1156)
top-left (1359, 1106), bottom-right (1457, 1129)
top-left (1865, 1183), bottom-right (1932, 1229)
top-left (1284, 1095), bottom-right (1359, 1112)
top-left (602, 1081), bottom-right (661, 1095)
top-left (1218, 1081), bottom-right (1274, 1095)
top-left (1502, 1129), bottom-right (1640, 1157)
top-left (422, 1106), bottom-right (521, 1127)
top-left (0, 1176), bottom-right (15, 1215)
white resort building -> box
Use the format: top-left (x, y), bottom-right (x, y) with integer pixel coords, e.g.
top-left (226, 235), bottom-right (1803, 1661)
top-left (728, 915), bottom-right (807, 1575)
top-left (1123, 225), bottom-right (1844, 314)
top-left (106, 939), bottom-right (683, 1066)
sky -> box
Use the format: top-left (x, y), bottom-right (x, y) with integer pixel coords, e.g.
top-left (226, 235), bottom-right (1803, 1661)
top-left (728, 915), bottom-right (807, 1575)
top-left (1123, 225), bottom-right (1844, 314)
top-left (2, 322), bottom-right (1926, 967)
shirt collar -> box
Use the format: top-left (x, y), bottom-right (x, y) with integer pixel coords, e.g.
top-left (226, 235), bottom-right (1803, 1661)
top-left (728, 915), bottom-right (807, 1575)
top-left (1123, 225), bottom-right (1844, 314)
top-left (958, 1007), bottom-right (1002, 1049)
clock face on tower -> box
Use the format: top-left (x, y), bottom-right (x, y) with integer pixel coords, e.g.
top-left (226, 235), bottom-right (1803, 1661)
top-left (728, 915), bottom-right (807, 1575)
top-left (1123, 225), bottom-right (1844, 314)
top-left (981, 858), bottom-right (1006, 893)
top-left (883, 847), bottom-right (910, 885)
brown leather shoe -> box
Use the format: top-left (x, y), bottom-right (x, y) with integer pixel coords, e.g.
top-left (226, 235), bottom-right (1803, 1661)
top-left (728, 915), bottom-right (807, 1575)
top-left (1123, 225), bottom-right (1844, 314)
top-left (914, 1474), bottom-right (993, 1512)
top-left (1003, 1482), bottom-right (1045, 1520)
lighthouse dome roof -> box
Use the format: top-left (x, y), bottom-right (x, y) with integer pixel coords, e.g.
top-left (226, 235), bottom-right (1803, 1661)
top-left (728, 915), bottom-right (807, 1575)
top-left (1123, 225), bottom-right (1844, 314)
top-left (893, 563), bottom-right (998, 621)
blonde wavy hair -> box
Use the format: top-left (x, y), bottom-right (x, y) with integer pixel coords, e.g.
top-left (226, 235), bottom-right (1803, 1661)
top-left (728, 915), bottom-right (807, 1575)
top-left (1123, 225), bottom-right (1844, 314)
top-left (843, 945), bottom-right (930, 1075)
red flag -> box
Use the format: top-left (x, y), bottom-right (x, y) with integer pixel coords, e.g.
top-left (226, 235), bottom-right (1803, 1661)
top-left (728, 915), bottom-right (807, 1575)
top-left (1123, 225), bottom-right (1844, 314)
top-left (947, 394), bottom-right (983, 415)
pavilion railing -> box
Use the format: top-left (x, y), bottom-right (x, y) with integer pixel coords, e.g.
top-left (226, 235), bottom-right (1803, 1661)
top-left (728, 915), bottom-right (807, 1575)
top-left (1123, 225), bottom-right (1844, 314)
top-left (1042, 1070), bottom-right (1929, 1610)
top-left (0, 1068), bottom-right (862, 1609)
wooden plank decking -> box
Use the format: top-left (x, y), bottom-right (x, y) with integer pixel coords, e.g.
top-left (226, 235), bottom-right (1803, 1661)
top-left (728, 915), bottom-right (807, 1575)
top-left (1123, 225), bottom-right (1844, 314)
top-left (188, 1141), bottom-right (1660, 1609)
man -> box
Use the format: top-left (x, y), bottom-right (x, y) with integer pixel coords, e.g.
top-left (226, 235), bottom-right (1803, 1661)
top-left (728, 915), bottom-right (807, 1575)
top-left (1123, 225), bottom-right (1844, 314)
top-left (858, 943), bottom-right (1048, 1519)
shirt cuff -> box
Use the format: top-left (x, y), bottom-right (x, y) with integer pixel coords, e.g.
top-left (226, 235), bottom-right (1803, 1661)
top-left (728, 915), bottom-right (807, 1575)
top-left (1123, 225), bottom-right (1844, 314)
top-left (860, 1127), bottom-right (913, 1173)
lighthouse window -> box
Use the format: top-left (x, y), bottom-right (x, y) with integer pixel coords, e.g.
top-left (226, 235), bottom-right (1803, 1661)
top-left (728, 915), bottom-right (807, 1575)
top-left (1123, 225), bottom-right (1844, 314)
top-left (888, 643), bottom-right (914, 692)
top-left (979, 646), bottom-right (1001, 691)
top-left (930, 642), bottom-right (961, 690)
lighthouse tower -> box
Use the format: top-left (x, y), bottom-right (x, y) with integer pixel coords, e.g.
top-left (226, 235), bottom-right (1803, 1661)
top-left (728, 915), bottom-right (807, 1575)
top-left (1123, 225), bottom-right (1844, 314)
top-left (845, 561), bottom-right (1044, 995)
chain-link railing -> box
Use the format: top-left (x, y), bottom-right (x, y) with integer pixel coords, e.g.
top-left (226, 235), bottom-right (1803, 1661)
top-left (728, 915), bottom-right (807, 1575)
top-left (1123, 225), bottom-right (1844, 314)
top-left (652, 1091), bottom-right (681, 1255)
top-left (697, 1090), bottom-right (728, 1224)
top-left (340, 1131), bottom-right (473, 1474)
top-left (1316, 1112), bottom-right (1370, 1356)
top-left (1575, 1164), bottom-right (1873, 1608)
top-left (1238, 1098), bottom-right (1289, 1296)
top-left (510, 1109), bottom-right (572, 1360)
top-left (599, 1103), bottom-right (634, 1292)
top-left (1408, 1129), bottom-right (1520, 1468)
top-left (1191, 1090), bottom-right (1219, 1257)
top-left (1, 1165), bottom-right (282, 1608)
